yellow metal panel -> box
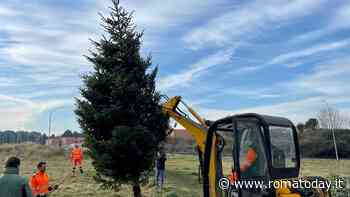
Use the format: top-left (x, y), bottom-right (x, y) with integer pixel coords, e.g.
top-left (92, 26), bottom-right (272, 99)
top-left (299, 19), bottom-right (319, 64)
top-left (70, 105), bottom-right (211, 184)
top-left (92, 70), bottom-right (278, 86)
top-left (278, 194), bottom-right (301, 197)
top-left (274, 180), bottom-right (301, 197)
top-left (165, 110), bottom-right (207, 151)
top-left (209, 135), bottom-right (219, 197)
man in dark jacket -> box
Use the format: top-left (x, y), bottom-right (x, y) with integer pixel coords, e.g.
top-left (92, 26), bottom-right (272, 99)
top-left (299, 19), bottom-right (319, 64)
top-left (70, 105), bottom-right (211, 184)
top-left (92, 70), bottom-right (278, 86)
top-left (0, 157), bottom-right (33, 197)
top-left (156, 150), bottom-right (167, 192)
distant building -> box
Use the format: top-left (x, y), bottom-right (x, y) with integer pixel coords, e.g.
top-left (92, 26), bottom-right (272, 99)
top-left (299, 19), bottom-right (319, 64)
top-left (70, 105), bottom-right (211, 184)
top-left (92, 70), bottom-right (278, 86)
top-left (166, 129), bottom-right (196, 153)
top-left (167, 129), bottom-right (193, 144)
top-left (61, 131), bottom-right (84, 146)
top-left (46, 130), bottom-right (84, 147)
top-left (46, 137), bottom-right (62, 147)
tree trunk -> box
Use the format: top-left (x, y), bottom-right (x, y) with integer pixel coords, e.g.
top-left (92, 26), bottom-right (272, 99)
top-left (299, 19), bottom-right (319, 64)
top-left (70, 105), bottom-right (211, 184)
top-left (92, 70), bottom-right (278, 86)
top-left (132, 183), bottom-right (142, 197)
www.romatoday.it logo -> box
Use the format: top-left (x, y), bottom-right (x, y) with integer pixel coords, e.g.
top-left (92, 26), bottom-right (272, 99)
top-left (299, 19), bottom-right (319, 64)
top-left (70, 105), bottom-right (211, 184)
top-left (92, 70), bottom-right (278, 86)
top-left (218, 177), bottom-right (346, 191)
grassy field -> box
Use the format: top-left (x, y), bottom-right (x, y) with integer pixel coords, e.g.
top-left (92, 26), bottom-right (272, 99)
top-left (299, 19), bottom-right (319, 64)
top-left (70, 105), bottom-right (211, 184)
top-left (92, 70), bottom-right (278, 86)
top-left (0, 144), bottom-right (349, 197)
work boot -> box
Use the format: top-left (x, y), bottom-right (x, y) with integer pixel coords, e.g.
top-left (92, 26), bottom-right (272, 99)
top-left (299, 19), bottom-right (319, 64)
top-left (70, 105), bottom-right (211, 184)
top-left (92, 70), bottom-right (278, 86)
top-left (72, 167), bottom-right (76, 177)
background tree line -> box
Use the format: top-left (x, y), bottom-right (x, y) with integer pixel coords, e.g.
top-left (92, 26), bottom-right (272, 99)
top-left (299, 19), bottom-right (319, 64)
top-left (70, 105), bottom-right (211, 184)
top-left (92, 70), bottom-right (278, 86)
top-left (0, 130), bottom-right (48, 144)
top-left (297, 104), bottom-right (350, 159)
top-left (297, 105), bottom-right (350, 133)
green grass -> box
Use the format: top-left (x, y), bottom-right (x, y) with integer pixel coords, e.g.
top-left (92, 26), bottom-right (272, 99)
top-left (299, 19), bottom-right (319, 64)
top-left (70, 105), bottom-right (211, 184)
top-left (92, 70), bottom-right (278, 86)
top-left (1, 144), bottom-right (349, 196)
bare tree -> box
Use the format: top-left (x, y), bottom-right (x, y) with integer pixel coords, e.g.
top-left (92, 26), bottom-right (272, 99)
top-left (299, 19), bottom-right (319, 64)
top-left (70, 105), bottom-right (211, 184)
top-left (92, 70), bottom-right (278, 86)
top-left (317, 102), bottom-right (347, 160)
top-left (346, 114), bottom-right (350, 129)
top-left (318, 107), bottom-right (347, 130)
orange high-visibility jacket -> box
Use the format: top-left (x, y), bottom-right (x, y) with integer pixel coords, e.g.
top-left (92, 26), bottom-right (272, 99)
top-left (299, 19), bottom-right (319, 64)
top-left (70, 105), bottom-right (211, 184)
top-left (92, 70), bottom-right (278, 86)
top-left (228, 148), bottom-right (257, 184)
top-left (30, 171), bottom-right (49, 196)
top-left (228, 171), bottom-right (238, 183)
top-left (71, 147), bottom-right (83, 160)
top-left (241, 147), bottom-right (257, 171)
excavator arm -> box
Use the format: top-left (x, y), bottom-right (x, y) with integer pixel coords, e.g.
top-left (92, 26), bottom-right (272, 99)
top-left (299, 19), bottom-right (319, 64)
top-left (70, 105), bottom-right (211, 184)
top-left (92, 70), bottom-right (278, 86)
top-left (162, 96), bottom-right (221, 197)
top-left (162, 96), bottom-right (208, 152)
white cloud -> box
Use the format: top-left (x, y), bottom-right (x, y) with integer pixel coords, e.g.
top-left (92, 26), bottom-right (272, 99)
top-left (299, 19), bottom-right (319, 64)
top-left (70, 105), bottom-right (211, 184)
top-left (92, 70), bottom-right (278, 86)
top-left (331, 3), bottom-right (350, 29)
top-left (0, 1), bottom-right (95, 130)
top-left (184, 0), bottom-right (325, 49)
top-left (15, 88), bottom-right (78, 100)
top-left (1, 0), bottom-right (216, 130)
top-left (285, 61), bottom-right (350, 96)
top-left (0, 94), bottom-right (33, 106)
top-left (234, 97), bottom-right (324, 122)
top-left (0, 0), bottom-right (216, 131)
top-left (157, 48), bottom-right (234, 91)
top-left (289, 3), bottom-right (350, 44)
top-left (96, 0), bottom-right (224, 50)
top-left (285, 62), bottom-right (302, 68)
top-left (0, 94), bottom-right (72, 130)
top-left (0, 77), bottom-right (18, 87)
top-left (229, 65), bottom-right (262, 75)
top-left (228, 39), bottom-right (350, 74)
top-left (0, 0), bottom-right (218, 85)
top-left (0, 5), bottom-right (17, 16)
top-left (194, 57), bottom-right (350, 124)
top-left (288, 29), bottom-right (329, 44)
top-left (269, 39), bottom-right (350, 65)
top-left (0, 1), bottom-right (100, 78)
top-left (199, 96), bottom-right (349, 125)
top-left (219, 88), bottom-right (280, 99)
top-left (0, 44), bottom-right (87, 67)
top-left (100, 0), bottom-right (220, 29)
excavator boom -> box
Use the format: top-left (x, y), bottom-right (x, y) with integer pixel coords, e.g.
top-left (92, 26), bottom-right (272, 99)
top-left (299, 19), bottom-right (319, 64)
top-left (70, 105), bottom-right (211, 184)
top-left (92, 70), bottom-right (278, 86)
top-left (162, 96), bottom-right (208, 152)
top-left (162, 96), bottom-right (221, 197)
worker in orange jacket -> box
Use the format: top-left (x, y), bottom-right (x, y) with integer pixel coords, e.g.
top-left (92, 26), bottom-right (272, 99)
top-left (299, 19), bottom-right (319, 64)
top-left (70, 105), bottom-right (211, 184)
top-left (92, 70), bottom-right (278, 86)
top-left (228, 129), bottom-right (258, 183)
top-left (30, 161), bottom-right (58, 197)
top-left (70, 144), bottom-right (84, 176)
top-left (228, 148), bottom-right (257, 183)
top-left (240, 147), bottom-right (257, 172)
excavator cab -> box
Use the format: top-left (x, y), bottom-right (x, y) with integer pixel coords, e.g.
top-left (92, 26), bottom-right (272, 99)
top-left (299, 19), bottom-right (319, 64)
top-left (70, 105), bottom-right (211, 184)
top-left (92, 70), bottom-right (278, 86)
top-left (203, 113), bottom-right (300, 197)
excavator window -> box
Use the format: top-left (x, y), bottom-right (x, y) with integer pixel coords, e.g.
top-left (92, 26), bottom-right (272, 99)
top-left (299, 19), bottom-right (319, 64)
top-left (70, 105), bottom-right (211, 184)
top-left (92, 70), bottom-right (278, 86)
top-left (236, 119), bottom-right (268, 179)
top-left (215, 131), bottom-right (234, 181)
top-left (269, 126), bottom-right (297, 168)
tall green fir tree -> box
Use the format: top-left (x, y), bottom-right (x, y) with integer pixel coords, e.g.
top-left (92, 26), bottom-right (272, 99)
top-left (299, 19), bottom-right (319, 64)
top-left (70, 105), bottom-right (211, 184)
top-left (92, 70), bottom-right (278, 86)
top-left (75, 0), bottom-right (169, 196)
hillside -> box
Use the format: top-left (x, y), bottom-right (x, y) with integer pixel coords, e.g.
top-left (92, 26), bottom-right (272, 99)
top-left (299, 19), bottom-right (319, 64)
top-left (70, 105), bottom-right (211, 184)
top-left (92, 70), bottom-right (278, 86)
top-left (299, 129), bottom-right (350, 158)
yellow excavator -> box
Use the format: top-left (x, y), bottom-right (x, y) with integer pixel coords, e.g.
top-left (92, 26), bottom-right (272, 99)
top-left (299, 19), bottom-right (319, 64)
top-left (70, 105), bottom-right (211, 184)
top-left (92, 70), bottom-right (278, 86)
top-left (162, 96), bottom-right (331, 197)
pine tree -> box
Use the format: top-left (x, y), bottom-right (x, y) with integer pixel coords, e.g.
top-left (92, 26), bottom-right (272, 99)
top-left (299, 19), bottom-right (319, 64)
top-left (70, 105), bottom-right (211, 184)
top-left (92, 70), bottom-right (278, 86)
top-left (75, 1), bottom-right (169, 196)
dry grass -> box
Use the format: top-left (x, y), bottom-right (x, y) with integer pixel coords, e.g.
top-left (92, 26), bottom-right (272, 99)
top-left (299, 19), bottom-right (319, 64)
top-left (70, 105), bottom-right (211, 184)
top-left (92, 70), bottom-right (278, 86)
top-left (0, 144), bottom-right (349, 197)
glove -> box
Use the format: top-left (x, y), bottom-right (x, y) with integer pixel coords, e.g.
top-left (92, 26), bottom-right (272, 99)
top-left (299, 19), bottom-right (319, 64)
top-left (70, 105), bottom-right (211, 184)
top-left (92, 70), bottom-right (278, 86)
top-left (48, 185), bottom-right (59, 191)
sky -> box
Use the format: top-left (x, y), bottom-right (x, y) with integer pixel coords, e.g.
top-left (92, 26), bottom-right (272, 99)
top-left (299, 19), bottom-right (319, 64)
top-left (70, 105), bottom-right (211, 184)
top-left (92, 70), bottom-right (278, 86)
top-left (0, 0), bottom-right (350, 134)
